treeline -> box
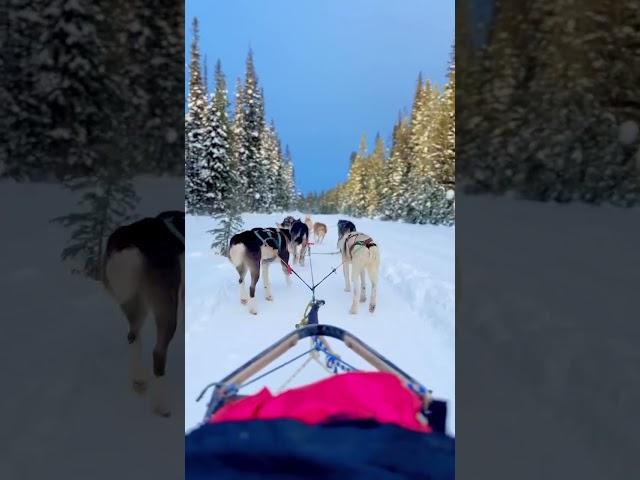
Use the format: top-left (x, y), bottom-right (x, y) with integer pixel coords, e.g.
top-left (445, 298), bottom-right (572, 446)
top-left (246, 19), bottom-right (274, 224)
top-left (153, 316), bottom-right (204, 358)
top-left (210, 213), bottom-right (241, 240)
top-left (312, 52), bottom-right (455, 225)
top-left (457, 0), bottom-right (640, 205)
top-left (2, 0), bottom-right (184, 280)
top-left (185, 18), bottom-right (297, 215)
top-left (2, 0), bottom-right (183, 181)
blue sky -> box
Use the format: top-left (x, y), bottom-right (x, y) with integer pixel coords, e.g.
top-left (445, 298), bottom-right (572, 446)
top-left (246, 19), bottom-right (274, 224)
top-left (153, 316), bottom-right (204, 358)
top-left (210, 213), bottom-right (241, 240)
top-left (186, 0), bottom-right (454, 194)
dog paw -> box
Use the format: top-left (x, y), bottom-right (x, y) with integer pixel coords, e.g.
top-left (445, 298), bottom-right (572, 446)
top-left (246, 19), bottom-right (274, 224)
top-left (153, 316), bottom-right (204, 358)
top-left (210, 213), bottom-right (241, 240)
top-left (349, 306), bottom-right (358, 315)
top-left (132, 379), bottom-right (148, 394)
top-left (240, 299), bottom-right (248, 305)
top-left (369, 304), bottom-right (376, 313)
top-left (249, 309), bottom-right (258, 315)
top-left (344, 287), bottom-right (351, 293)
top-left (265, 295), bottom-right (273, 301)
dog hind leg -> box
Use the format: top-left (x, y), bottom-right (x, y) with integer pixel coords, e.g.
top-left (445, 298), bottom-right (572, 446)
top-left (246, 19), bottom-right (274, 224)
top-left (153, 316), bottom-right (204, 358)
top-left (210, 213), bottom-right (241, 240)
top-left (263, 260), bottom-right (273, 301)
top-left (350, 264), bottom-right (361, 314)
top-left (122, 294), bottom-right (149, 394)
top-left (248, 257), bottom-right (260, 315)
top-left (149, 278), bottom-right (178, 417)
top-left (342, 258), bottom-right (350, 292)
top-left (367, 248), bottom-right (380, 313)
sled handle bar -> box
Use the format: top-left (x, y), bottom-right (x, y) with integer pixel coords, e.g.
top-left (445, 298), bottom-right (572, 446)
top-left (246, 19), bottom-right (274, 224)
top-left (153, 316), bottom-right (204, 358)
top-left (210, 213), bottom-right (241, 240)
top-left (203, 323), bottom-right (432, 420)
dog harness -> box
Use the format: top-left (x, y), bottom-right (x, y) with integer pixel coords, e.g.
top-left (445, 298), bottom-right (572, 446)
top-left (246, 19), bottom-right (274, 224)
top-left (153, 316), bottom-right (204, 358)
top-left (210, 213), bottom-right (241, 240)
top-left (343, 233), bottom-right (376, 259)
top-left (254, 229), bottom-right (282, 251)
top-left (163, 217), bottom-right (184, 245)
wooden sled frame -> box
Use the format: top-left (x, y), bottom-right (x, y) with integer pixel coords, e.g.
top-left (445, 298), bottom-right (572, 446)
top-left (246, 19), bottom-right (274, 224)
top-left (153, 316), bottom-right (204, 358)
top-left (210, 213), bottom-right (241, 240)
top-left (202, 323), bottom-right (434, 423)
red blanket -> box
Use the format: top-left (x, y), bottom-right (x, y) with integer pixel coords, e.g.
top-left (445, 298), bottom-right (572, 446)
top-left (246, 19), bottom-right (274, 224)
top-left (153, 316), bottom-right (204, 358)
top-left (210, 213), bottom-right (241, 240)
top-left (210, 371), bottom-right (432, 433)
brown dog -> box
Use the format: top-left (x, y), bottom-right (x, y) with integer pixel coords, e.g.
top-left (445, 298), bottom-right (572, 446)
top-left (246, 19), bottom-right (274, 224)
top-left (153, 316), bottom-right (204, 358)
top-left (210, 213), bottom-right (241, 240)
top-left (313, 222), bottom-right (327, 244)
top-left (304, 215), bottom-right (314, 232)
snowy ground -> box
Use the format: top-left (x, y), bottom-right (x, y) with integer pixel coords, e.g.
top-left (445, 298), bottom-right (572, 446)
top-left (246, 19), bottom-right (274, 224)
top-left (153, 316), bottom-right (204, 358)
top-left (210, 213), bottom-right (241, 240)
top-left (1, 177), bottom-right (184, 480)
top-left (456, 193), bottom-right (640, 479)
top-left (185, 213), bottom-right (455, 435)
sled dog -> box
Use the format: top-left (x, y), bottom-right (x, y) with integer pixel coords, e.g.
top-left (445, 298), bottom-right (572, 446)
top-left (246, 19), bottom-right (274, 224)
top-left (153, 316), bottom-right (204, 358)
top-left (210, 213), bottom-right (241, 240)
top-left (276, 217), bottom-right (309, 266)
top-left (338, 230), bottom-right (379, 314)
top-left (313, 222), bottom-right (327, 244)
top-left (103, 210), bottom-right (184, 417)
top-left (229, 227), bottom-right (292, 315)
top-left (304, 215), bottom-right (314, 233)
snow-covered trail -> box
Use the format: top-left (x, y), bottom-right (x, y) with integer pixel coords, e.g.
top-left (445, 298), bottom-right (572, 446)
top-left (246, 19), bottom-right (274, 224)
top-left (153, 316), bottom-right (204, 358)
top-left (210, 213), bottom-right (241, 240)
top-left (185, 213), bottom-right (455, 434)
top-left (1, 177), bottom-right (184, 480)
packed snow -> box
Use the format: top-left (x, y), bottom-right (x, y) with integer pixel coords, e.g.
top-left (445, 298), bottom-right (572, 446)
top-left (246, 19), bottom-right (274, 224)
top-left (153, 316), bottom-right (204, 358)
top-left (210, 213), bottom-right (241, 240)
top-left (1, 177), bottom-right (184, 480)
top-left (185, 213), bottom-right (455, 434)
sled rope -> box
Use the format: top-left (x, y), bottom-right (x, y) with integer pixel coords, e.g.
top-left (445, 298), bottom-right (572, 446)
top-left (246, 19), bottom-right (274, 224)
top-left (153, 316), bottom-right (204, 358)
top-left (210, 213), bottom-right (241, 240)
top-left (238, 346), bottom-right (317, 390)
top-left (197, 337), bottom-right (360, 403)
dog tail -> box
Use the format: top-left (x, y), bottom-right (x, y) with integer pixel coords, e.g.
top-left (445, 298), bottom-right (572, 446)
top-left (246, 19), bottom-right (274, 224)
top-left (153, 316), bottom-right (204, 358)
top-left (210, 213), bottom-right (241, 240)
top-left (229, 243), bottom-right (246, 268)
top-left (103, 247), bottom-right (145, 304)
top-left (369, 244), bottom-right (380, 263)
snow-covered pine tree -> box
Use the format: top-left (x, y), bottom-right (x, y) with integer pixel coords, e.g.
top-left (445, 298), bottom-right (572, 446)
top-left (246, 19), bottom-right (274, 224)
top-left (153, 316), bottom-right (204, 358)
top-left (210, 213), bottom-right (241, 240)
top-left (202, 54), bottom-right (209, 99)
top-left (432, 47), bottom-right (455, 189)
top-left (35, 0), bottom-right (114, 179)
top-left (199, 60), bottom-right (237, 213)
top-left (231, 76), bottom-right (248, 210)
top-left (257, 120), bottom-right (280, 212)
top-left (343, 134), bottom-right (369, 216)
top-left (275, 145), bottom-right (296, 210)
top-left (51, 172), bottom-right (139, 279)
top-left (237, 50), bottom-right (267, 212)
top-left (209, 209), bottom-right (244, 256)
top-left (365, 133), bottom-right (386, 217)
top-left (380, 115), bottom-right (411, 220)
top-left (185, 17), bottom-right (208, 214)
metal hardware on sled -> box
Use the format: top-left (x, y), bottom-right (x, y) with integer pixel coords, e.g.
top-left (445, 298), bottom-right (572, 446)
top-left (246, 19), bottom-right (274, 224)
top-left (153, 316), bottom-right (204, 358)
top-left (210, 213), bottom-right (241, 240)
top-left (199, 323), bottom-right (434, 424)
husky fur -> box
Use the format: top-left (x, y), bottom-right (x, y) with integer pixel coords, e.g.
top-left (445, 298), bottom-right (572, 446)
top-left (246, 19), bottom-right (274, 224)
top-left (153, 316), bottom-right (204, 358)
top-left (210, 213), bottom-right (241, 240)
top-left (337, 230), bottom-right (380, 314)
top-left (337, 219), bottom-right (356, 241)
top-left (336, 219), bottom-right (357, 289)
top-left (304, 215), bottom-right (314, 232)
top-left (103, 210), bottom-right (184, 417)
top-left (276, 217), bottom-right (309, 266)
top-left (229, 227), bottom-right (292, 315)
top-left (313, 222), bottom-right (327, 244)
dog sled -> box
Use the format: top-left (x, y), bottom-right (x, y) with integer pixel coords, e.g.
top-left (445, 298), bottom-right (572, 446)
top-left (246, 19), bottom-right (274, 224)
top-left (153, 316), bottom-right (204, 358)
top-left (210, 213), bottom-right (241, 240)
top-left (186, 305), bottom-right (454, 479)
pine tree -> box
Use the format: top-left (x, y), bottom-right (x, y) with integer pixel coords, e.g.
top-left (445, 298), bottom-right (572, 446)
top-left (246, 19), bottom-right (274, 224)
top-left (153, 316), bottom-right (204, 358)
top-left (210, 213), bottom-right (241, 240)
top-left (343, 134), bottom-right (369, 216)
top-left (209, 210), bottom-right (244, 256)
top-left (365, 133), bottom-right (386, 217)
top-left (380, 115), bottom-right (411, 219)
top-left (199, 60), bottom-right (237, 213)
top-left (276, 145), bottom-right (296, 210)
top-left (185, 17), bottom-right (208, 213)
top-left (51, 173), bottom-right (139, 279)
top-left (237, 50), bottom-right (267, 212)
top-left (257, 121), bottom-right (281, 212)
top-left (231, 75), bottom-right (247, 208)
top-left (202, 54), bottom-right (209, 99)
top-left (432, 48), bottom-right (455, 188)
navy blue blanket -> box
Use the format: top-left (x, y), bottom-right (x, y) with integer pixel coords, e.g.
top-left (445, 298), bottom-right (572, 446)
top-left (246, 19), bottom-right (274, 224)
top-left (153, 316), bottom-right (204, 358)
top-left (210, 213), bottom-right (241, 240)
top-left (186, 419), bottom-right (455, 479)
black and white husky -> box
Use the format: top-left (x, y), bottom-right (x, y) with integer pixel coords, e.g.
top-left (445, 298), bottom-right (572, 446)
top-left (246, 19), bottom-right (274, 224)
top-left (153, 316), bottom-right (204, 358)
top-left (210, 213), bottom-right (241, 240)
top-left (337, 226), bottom-right (380, 314)
top-left (337, 219), bottom-right (356, 241)
top-left (276, 217), bottom-right (309, 266)
top-left (229, 227), bottom-right (292, 315)
top-left (103, 210), bottom-right (184, 417)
